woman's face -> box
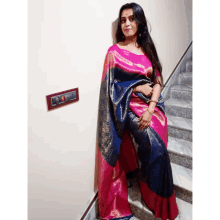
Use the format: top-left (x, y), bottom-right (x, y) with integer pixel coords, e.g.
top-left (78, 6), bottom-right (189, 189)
top-left (120, 9), bottom-right (138, 39)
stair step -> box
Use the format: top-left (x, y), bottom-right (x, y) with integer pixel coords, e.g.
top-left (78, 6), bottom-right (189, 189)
top-left (168, 138), bottom-right (192, 170)
top-left (165, 98), bottom-right (192, 108)
top-left (128, 182), bottom-right (153, 220)
top-left (128, 180), bottom-right (192, 220)
top-left (165, 98), bottom-right (192, 119)
top-left (169, 150), bottom-right (192, 170)
top-left (176, 198), bottom-right (192, 220)
top-left (178, 72), bottom-right (192, 85)
top-left (171, 163), bottom-right (192, 192)
top-left (170, 84), bottom-right (192, 100)
top-left (168, 136), bottom-right (192, 157)
top-left (167, 115), bottom-right (192, 131)
top-left (174, 185), bottom-right (192, 204)
top-left (167, 115), bottom-right (192, 142)
top-left (186, 60), bottom-right (193, 72)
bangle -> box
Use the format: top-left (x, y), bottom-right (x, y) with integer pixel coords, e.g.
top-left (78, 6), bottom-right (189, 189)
top-left (146, 108), bottom-right (153, 115)
top-left (147, 99), bottom-right (158, 104)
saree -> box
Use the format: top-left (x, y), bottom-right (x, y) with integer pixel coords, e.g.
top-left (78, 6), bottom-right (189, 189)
top-left (97, 44), bottom-right (179, 220)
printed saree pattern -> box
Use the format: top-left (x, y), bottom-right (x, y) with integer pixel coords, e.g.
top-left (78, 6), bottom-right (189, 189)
top-left (97, 44), bottom-right (178, 220)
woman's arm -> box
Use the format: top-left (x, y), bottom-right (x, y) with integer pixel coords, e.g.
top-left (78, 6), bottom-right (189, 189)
top-left (138, 75), bottom-right (162, 130)
top-left (133, 84), bottom-right (152, 94)
top-left (148, 75), bottom-right (162, 113)
top-left (138, 71), bottom-right (162, 129)
top-left (148, 83), bottom-right (161, 112)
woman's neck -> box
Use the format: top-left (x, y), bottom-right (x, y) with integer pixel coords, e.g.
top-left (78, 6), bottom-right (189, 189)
top-left (123, 35), bottom-right (139, 48)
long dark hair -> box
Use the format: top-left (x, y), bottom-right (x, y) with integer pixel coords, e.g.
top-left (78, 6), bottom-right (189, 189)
top-left (116, 2), bottom-right (163, 85)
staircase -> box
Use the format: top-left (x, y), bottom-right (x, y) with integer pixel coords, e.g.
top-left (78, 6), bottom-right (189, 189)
top-left (128, 43), bottom-right (193, 220)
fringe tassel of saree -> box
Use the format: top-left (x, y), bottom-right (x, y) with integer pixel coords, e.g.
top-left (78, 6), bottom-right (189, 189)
top-left (97, 45), bottom-right (178, 220)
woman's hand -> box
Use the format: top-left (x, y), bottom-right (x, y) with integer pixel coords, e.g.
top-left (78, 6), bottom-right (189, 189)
top-left (138, 109), bottom-right (153, 130)
top-left (133, 83), bottom-right (153, 96)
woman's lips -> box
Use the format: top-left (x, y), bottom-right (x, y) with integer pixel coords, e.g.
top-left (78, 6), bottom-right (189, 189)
top-left (125, 29), bottom-right (131, 31)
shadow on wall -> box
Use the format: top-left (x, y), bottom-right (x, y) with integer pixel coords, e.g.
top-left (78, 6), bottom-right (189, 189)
top-left (112, 18), bottom-right (119, 45)
top-left (93, 18), bottom-right (119, 192)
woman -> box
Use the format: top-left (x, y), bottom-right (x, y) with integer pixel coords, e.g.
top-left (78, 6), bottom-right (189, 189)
top-left (97, 3), bottom-right (179, 220)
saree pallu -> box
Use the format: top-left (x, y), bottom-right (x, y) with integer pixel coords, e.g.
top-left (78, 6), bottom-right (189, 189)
top-left (97, 45), bottom-right (179, 220)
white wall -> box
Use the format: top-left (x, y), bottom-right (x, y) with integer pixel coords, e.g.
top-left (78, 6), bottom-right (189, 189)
top-left (140, 0), bottom-right (192, 82)
top-left (28, 0), bottom-right (192, 219)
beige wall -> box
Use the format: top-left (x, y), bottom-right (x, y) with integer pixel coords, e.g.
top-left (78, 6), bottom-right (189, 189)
top-left (28, 0), bottom-right (192, 219)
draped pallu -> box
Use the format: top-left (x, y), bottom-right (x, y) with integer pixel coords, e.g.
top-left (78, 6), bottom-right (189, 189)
top-left (97, 45), bottom-right (179, 220)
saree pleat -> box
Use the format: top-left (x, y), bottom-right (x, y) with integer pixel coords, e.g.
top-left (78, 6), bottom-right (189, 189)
top-left (97, 44), bottom-right (178, 220)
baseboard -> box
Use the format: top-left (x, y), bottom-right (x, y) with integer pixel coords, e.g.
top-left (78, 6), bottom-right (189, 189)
top-left (80, 191), bottom-right (99, 220)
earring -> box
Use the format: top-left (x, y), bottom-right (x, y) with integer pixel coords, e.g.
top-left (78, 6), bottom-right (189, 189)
top-left (139, 33), bottom-right (142, 37)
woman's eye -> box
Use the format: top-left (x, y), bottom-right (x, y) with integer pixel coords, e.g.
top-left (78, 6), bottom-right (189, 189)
top-left (121, 18), bottom-right (133, 23)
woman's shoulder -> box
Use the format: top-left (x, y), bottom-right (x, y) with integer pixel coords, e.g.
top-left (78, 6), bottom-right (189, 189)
top-left (106, 44), bottom-right (118, 53)
top-left (107, 43), bottom-right (125, 51)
